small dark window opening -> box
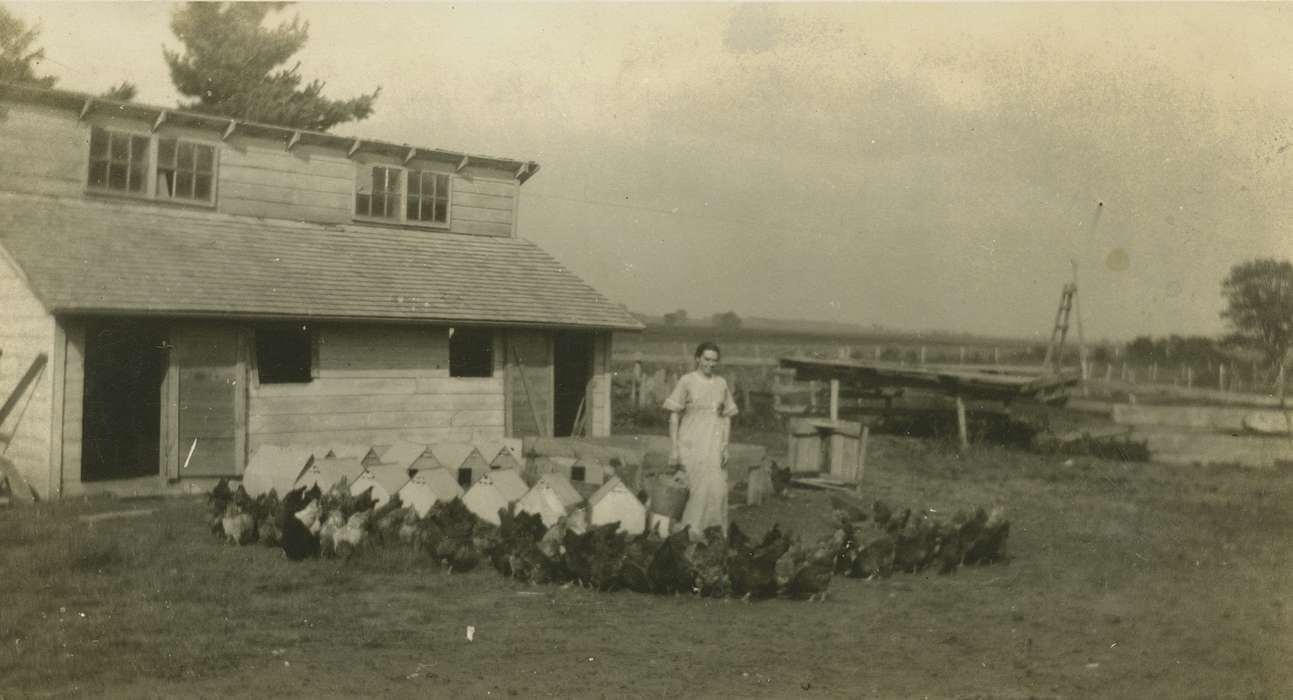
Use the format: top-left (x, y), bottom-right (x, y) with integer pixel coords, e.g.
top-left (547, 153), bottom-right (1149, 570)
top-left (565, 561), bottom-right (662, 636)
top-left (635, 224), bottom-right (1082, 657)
top-left (457, 467), bottom-right (473, 488)
top-left (570, 465), bottom-right (586, 482)
top-left (449, 327), bottom-right (493, 378)
top-left (256, 324), bottom-right (313, 384)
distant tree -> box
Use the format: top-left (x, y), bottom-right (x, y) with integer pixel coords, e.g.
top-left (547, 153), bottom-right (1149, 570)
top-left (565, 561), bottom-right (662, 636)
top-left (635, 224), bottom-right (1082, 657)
top-left (662, 309), bottom-right (688, 326)
top-left (101, 81), bottom-right (137, 102)
top-left (1220, 259), bottom-right (1293, 369)
top-left (0, 6), bottom-right (56, 88)
top-left (711, 311), bottom-right (742, 330)
top-left (164, 3), bottom-right (379, 131)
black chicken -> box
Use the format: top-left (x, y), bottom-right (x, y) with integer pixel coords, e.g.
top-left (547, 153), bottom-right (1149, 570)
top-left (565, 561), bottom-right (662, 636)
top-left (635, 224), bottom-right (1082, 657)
top-left (648, 527), bottom-right (695, 594)
top-left (279, 487), bottom-right (321, 561)
top-left (619, 532), bottom-right (660, 593)
top-left (871, 498), bottom-right (892, 530)
top-left (964, 507), bottom-right (1010, 565)
top-left (852, 535), bottom-right (895, 579)
top-left (208, 478), bottom-right (234, 536)
top-left (686, 526), bottom-right (730, 597)
top-left (893, 511), bottom-right (936, 573)
top-left (729, 524), bottom-right (789, 599)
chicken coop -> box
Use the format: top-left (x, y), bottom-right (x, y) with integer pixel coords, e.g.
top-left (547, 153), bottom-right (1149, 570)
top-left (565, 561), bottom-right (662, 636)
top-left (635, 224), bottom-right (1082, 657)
top-left (433, 444), bottom-right (493, 490)
top-left (464, 473), bottom-right (517, 526)
top-left (588, 477), bottom-right (647, 535)
top-left (787, 418), bottom-right (867, 483)
top-left (349, 463), bottom-right (411, 507)
top-left (296, 456), bottom-right (365, 492)
top-left (241, 445), bottom-right (315, 498)
top-left (366, 441), bottom-right (440, 473)
top-left (398, 468), bottom-right (465, 517)
top-left (516, 473), bottom-right (584, 527)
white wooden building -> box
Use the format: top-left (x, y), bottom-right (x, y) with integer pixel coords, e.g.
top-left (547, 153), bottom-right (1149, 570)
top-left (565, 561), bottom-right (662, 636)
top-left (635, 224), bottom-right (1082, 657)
top-left (0, 82), bottom-right (640, 500)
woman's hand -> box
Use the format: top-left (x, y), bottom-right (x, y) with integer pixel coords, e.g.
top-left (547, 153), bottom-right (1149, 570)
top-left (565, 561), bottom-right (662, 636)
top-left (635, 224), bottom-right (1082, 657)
top-left (721, 445), bottom-right (730, 466)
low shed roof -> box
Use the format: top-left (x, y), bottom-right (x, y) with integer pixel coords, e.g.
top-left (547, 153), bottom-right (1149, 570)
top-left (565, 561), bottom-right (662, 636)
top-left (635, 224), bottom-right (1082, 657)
top-left (0, 192), bottom-right (642, 330)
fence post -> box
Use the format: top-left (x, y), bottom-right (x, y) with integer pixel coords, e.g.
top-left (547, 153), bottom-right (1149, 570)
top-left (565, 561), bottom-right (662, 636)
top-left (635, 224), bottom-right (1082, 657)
top-left (1219, 364), bottom-right (1226, 393)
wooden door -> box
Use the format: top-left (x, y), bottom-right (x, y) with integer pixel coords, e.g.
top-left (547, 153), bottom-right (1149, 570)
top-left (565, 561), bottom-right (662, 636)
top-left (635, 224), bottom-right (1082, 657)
top-left (166, 324), bottom-right (246, 479)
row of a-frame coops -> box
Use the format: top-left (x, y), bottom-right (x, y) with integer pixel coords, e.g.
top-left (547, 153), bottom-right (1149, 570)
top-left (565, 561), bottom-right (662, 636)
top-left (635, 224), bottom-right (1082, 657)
top-left (241, 439), bottom-right (655, 535)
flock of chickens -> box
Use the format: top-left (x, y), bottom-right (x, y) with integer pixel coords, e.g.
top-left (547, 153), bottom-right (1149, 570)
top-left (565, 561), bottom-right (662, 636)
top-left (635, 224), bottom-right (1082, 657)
top-left (208, 478), bottom-right (1010, 601)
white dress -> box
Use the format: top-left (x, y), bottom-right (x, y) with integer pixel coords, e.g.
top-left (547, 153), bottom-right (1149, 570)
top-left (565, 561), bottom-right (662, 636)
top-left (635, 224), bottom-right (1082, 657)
top-left (663, 371), bottom-right (739, 537)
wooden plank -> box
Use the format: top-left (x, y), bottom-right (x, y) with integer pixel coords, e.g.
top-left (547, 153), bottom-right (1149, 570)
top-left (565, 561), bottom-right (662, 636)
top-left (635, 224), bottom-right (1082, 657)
top-left (249, 427), bottom-right (478, 451)
top-left (48, 323), bottom-right (66, 498)
top-left (250, 392), bottom-right (502, 416)
top-left (219, 195), bottom-right (350, 224)
top-left (222, 141), bottom-right (355, 179)
top-left (452, 205), bottom-right (513, 225)
top-left (414, 377), bottom-right (505, 395)
top-left (450, 219), bottom-right (512, 237)
top-left (250, 410), bottom-right (462, 434)
top-left (453, 191), bottom-right (515, 211)
top-left (252, 376), bottom-right (421, 397)
top-left (453, 177), bottom-right (516, 197)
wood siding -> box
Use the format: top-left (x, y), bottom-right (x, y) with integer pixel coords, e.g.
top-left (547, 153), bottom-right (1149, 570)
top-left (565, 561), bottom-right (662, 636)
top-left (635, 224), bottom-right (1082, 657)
top-left (589, 332), bottom-right (613, 437)
top-left (0, 102), bottom-right (87, 198)
top-left (0, 101), bottom-right (523, 235)
top-left (248, 323), bottom-right (507, 451)
top-left (59, 321), bottom-right (85, 494)
top-left (507, 330), bottom-right (553, 437)
top-left (0, 250), bottom-right (55, 497)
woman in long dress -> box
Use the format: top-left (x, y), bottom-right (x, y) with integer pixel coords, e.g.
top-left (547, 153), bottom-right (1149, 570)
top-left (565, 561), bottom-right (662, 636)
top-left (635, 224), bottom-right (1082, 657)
top-left (664, 342), bottom-right (739, 537)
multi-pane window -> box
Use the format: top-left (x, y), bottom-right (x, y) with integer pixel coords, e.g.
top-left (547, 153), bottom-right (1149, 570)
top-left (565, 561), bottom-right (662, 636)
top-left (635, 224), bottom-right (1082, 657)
top-left (355, 166), bottom-right (402, 219)
top-left (407, 171), bottom-right (450, 225)
top-left (88, 127), bottom-right (149, 194)
top-left (157, 138), bottom-right (215, 203)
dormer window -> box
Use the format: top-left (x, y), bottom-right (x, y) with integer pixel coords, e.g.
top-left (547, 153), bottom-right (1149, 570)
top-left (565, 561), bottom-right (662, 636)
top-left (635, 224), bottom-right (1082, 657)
top-left (86, 126), bottom-right (217, 206)
top-left (88, 127), bottom-right (149, 194)
top-left (157, 137), bottom-right (215, 203)
top-left (354, 164), bottom-right (450, 227)
top-left (355, 166), bottom-right (402, 219)
top-left (407, 170), bottom-right (450, 225)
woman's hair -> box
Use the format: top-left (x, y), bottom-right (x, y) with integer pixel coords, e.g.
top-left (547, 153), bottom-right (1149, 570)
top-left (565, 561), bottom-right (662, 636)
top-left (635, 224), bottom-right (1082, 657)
top-left (694, 341), bottom-right (721, 359)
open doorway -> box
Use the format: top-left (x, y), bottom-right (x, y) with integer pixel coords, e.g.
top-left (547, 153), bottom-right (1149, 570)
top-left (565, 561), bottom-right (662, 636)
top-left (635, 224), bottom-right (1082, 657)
top-left (553, 331), bottom-right (593, 438)
top-left (81, 319), bottom-right (166, 481)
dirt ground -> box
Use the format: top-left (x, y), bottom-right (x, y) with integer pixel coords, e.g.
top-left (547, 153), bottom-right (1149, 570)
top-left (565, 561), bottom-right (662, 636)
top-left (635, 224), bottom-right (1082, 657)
top-left (2, 433), bottom-right (1292, 699)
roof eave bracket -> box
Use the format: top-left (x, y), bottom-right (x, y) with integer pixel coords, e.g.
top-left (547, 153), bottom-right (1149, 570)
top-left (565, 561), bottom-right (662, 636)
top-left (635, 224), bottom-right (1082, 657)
top-left (222, 120), bottom-right (237, 141)
top-left (286, 130), bottom-right (302, 152)
top-left (78, 98), bottom-right (94, 121)
top-left (152, 110), bottom-right (167, 133)
top-left (456, 155), bottom-right (470, 173)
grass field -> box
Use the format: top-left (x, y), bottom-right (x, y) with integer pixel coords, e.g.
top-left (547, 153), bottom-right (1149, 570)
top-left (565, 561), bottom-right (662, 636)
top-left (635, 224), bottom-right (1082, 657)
top-left (3, 432), bottom-right (1292, 699)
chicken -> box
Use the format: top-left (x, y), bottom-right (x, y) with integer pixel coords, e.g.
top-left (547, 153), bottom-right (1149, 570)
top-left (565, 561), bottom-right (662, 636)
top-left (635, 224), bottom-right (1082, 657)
top-left (933, 512), bottom-right (968, 575)
top-left (333, 511), bottom-right (370, 559)
top-left (852, 535), bottom-right (895, 579)
top-left (255, 491), bottom-right (283, 546)
top-left (770, 461), bottom-right (792, 496)
top-left (220, 502), bottom-right (257, 546)
top-left (208, 478), bottom-right (234, 537)
top-left (871, 498), bottom-right (893, 530)
top-left (318, 510), bottom-right (346, 558)
top-left (893, 511), bottom-right (936, 573)
top-left (280, 488), bottom-right (321, 561)
top-left (686, 526), bottom-right (730, 597)
top-left (738, 524), bottom-right (791, 598)
top-left (369, 495), bottom-right (409, 547)
top-left (618, 532), bottom-right (659, 593)
top-left (829, 494), bottom-right (869, 524)
top-left (426, 499), bottom-right (480, 571)
top-left (649, 527), bottom-right (695, 594)
top-left (775, 533), bottom-right (838, 601)
top-left (886, 508), bottom-right (911, 535)
top-left (397, 509), bottom-right (422, 546)
top-left (964, 506), bottom-right (1010, 565)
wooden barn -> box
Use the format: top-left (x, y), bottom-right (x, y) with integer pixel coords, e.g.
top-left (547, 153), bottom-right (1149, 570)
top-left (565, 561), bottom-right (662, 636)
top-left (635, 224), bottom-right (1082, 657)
top-left (0, 82), bottom-right (641, 500)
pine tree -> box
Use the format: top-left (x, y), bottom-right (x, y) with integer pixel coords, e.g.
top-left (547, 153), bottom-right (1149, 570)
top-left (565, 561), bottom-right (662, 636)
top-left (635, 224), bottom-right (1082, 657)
top-left (164, 3), bottom-right (378, 131)
top-left (0, 5), bottom-right (57, 88)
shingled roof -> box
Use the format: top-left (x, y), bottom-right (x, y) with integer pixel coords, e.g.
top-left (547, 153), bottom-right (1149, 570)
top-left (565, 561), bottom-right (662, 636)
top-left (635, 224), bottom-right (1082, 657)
top-left (0, 192), bottom-right (642, 330)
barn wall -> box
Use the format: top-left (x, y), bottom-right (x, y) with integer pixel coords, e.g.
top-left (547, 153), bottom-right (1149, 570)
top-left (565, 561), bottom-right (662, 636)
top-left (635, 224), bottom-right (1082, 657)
top-left (0, 99), bottom-right (522, 235)
top-left (0, 250), bottom-right (55, 498)
top-left (506, 330), bottom-right (554, 437)
top-left (247, 323), bottom-right (507, 451)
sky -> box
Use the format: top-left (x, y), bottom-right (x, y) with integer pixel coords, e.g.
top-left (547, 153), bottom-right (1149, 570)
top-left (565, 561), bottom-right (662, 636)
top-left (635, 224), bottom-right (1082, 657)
top-left (11, 2), bottom-right (1293, 343)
